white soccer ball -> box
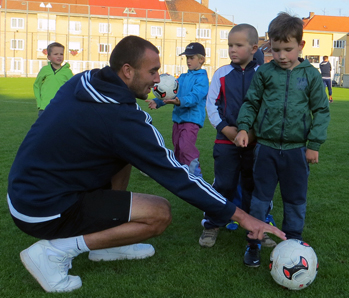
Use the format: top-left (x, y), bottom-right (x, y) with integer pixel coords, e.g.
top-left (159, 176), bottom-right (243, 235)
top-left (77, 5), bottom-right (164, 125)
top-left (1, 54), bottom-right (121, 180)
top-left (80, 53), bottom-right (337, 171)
top-left (269, 239), bottom-right (318, 290)
top-left (152, 74), bottom-right (178, 100)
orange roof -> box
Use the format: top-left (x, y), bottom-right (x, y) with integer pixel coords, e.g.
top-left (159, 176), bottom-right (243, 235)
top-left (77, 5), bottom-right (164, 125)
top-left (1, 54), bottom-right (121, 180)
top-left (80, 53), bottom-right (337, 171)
top-left (166, 0), bottom-right (233, 25)
top-left (303, 14), bottom-right (349, 32)
top-left (88, 0), bottom-right (170, 19)
top-left (1, 0), bottom-right (232, 24)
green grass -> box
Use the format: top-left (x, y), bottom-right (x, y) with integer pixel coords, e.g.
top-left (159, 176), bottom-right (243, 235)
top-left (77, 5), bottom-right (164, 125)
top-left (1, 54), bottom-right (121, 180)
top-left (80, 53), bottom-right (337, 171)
top-left (1, 78), bottom-right (349, 297)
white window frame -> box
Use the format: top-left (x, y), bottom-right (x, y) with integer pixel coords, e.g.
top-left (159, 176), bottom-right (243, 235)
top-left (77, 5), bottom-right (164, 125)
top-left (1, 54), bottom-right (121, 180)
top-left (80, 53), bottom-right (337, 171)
top-left (38, 19), bottom-right (56, 31)
top-left (333, 40), bottom-right (346, 48)
top-left (99, 43), bottom-right (111, 53)
top-left (176, 47), bottom-right (185, 56)
top-left (11, 18), bottom-right (24, 29)
top-left (123, 24), bottom-right (140, 36)
top-left (69, 21), bottom-right (81, 34)
top-left (177, 27), bottom-right (186, 38)
top-left (37, 40), bottom-right (54, 52)
top-left (205, 48), bottom-right (211, 58)
top-left (10, 58), bottom-right (24, 72)
top-left (69, 42), bottom-right (81, 51)
top-left (220, 30), bottom-right (229, 39)
top-left (220, 49), bottom-right (228, 59)
top-left (99, 23), bottom-right (111, 34)
top-left (151, 26), bottom-right (162, 37)
top-left (10, 39), bottom-right (24, 50)
top-left (312, 39), bottom-right (319, 48)
top-left (196, 28), bottom-right (211, 39)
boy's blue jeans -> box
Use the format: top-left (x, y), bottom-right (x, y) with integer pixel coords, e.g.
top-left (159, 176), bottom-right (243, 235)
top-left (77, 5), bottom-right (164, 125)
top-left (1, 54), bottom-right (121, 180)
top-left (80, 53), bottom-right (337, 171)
top-left (248, 144), bottom-right (309, 245)
top-left (202, 143), bottom-right (254, 229)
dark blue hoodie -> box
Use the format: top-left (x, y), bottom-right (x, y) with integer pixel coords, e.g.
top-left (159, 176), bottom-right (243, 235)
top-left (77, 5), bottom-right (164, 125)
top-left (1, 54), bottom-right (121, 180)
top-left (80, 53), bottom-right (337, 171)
top-left (8, 66), bottom-right (236, 224)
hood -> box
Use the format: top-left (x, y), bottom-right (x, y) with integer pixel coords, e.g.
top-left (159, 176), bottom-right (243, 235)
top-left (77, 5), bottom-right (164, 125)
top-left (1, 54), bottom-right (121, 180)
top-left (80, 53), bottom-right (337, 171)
top-left (74, 66), bottom-right (136, 104)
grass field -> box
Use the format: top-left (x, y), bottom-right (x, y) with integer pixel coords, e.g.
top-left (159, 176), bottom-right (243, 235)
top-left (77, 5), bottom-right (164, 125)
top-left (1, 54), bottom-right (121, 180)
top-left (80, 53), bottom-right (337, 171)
top-left (1, 78), bottom-right (349, 297)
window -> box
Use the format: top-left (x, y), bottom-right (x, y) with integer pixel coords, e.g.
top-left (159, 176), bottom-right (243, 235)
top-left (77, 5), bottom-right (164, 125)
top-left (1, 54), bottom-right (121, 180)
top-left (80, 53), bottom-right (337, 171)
top-left (220, 30), bottom-right (229, 39)
top-left (99, 23), bottom-right (111, 34)
top-left (37, 40), bottom-right (54, 52)
top-left (151, 26), bottom-right (162, 37)
top-left (220, 49), bottom-right (228, 58)
top-left (312, 39), bottom-right (319, 48)
top-left (10, 39), bottom-right (24, 50)
top-left (177, 27), bottom-right (186, 38)
top-left (305, 55), bottom-right (319, 63)
top-left (99, 43), bottom-right (111, 53)
top-left (11, 18), bottom-right (24, 29)
top-left (69, 42), bottom-right (81, 51)
top-left (205, 48), bottom-right (211, 58)
top-left (333, 40), bottom-right (346, 48)
top-left (10, 58), bottom-right (23, 72)
top-left (69, 21), bottom-right (81, 34)
top-left (196, 29), bottom-right (211, 39)
top-left (123, 24), bottom-right (140, 36)
top-left (176, 47), bottom-right (185, 56)
top-left (38, 19), bottom-right (56, 31)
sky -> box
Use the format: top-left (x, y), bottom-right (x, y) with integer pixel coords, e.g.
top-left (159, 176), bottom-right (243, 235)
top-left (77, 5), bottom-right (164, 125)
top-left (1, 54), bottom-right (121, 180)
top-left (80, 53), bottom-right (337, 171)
top-left (202, 0), bottom-right (349, 36)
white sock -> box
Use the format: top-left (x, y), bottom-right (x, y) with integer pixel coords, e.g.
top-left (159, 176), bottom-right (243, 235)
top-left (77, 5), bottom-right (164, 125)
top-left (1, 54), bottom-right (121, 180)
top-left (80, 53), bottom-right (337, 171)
top-left (50, 236), bottom-right (90, 256)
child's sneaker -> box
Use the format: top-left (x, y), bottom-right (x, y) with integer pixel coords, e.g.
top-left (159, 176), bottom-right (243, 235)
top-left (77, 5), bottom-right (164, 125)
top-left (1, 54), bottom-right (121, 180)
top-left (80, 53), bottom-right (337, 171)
top-left (261, 233), bottom-right (277, 247)
top-left (265, 214), bottom-right (276, 226)
top-left (226, 221), bottom-right (239, 231)
top-left (199, 228), bottom-right (219, 247)
top-left (20, 240), bottom-right (82, 292)
top-left (243, 244), bottom-right (261, 267)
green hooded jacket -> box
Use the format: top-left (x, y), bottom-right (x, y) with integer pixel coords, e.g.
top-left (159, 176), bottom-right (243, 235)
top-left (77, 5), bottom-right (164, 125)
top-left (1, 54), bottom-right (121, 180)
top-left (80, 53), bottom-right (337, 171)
top-left (237, 59), bottom-right (330, 151)
top-left (33, 62), bottom-right (73, 110)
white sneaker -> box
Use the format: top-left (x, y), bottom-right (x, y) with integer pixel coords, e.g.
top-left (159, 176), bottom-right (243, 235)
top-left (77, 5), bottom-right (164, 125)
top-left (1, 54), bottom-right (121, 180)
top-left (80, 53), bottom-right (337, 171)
top-left (88, 244), bottom-right (155, 261)
top-left (20, 240), bottom-right (82, 292)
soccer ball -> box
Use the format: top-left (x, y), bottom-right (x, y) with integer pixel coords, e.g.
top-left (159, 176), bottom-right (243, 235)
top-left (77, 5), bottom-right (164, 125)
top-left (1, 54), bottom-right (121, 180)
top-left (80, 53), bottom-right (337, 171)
top-left (269, 239), bottom-right (318, 290)
top-left (152, 74), bottom-right (178, 100)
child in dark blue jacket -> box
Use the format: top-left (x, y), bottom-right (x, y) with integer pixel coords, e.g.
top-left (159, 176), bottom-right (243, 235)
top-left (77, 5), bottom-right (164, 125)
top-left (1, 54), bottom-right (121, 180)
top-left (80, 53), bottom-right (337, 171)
top-left (200, 24), bottom-right (273, 248)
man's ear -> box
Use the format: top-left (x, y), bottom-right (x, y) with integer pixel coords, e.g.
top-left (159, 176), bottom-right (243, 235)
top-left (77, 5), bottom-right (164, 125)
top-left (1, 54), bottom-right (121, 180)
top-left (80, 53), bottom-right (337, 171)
top-left (120, 63), bottom-right (134, 80)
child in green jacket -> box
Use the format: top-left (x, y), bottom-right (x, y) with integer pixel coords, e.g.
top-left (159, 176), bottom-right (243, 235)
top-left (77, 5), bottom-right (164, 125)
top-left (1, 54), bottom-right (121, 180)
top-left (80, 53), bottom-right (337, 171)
top-left (235, 12), bottom-right (330, 267)
top-left (33, 42), bottom-right (73, 117)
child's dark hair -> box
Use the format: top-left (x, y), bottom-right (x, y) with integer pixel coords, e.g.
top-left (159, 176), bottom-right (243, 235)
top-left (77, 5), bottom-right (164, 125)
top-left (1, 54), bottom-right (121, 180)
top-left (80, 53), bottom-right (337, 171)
top-left (268, 12), bottom-right (303, 43)
top-left (47, 42), bottom-right (65, 55)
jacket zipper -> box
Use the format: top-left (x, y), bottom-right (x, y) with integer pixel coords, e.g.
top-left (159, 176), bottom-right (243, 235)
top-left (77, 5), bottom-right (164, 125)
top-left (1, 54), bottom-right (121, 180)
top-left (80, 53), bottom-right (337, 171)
top-left (280, 70), bottom-right (291, 151)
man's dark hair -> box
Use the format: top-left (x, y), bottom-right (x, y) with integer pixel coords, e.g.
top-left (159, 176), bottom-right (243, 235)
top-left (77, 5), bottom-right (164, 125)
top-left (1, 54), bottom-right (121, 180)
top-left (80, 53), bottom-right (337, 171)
top-left (109, 36), bottom-right (159, 72)
top-left (47, 42), bottom-right (64, 55)
top-left (268, 12), bottom-right (304, 43)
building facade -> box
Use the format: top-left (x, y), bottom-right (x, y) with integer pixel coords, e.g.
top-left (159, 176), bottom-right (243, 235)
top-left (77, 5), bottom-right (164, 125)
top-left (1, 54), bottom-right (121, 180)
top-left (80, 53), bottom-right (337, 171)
top-left (0, 0), bottom-right (234, 78)
top-left (302, 12), bottom-right (349, 84)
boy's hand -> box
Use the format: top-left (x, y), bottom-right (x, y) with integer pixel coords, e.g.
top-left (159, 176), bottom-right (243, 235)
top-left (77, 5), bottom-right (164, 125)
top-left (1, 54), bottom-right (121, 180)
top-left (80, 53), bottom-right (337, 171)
top-left (306, 148), bottom-right (319, 164)
top-left (163, 97), bottom-right (180, 106)
top-left (221, 126), bottom-right (238, 142)
top-left (234, 130), bottom-right (249, 147)
top-left (145, 99), bottom-right (157, 110)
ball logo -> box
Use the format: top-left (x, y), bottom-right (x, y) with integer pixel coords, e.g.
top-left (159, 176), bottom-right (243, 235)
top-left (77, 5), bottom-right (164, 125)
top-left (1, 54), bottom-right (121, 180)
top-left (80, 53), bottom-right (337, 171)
top-left (283, 256), bottom-right (309, 280)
